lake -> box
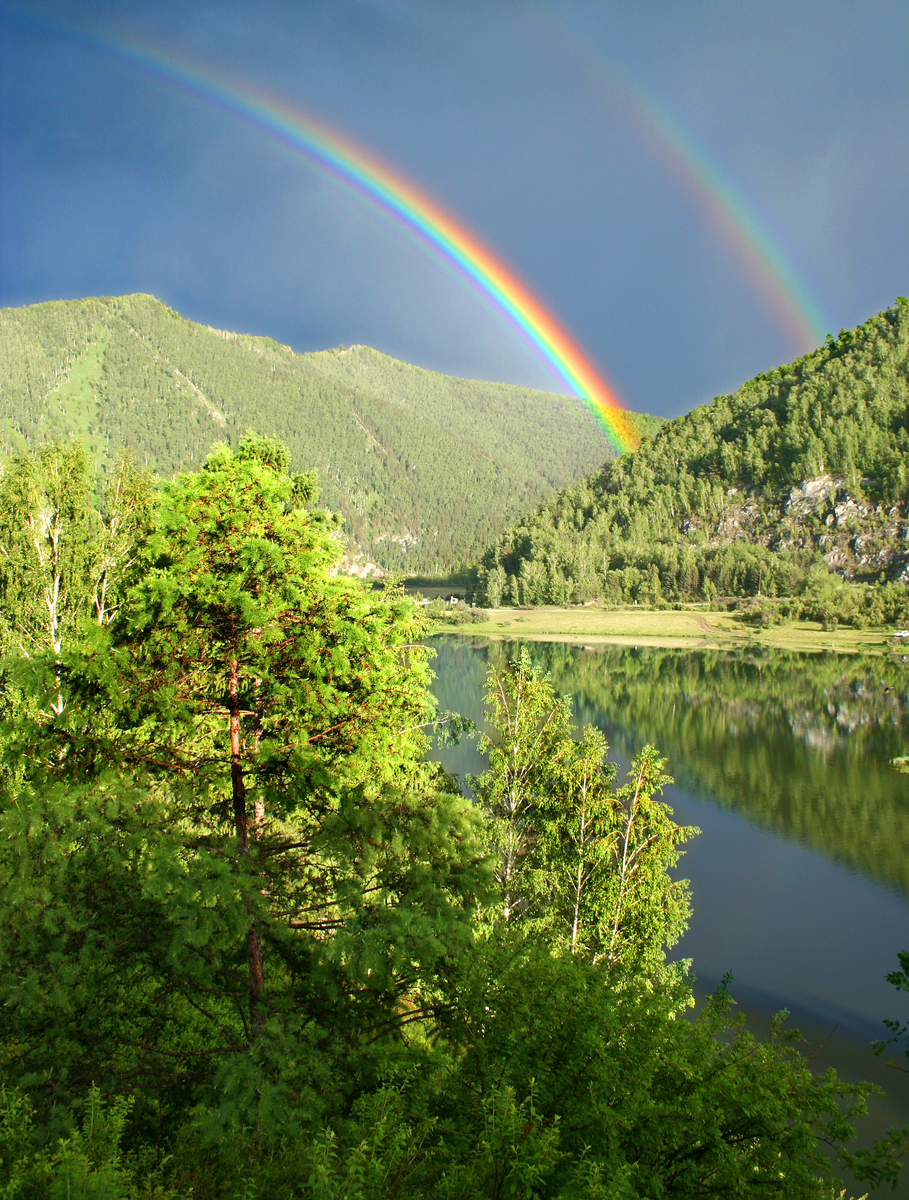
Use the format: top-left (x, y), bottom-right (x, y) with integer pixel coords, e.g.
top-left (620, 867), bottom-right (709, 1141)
top-left (428, 635), bottom-right (909, 1194)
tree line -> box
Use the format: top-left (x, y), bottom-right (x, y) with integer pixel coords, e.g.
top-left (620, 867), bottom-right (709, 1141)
top-left (0, 438), bottom-right (905, 1197)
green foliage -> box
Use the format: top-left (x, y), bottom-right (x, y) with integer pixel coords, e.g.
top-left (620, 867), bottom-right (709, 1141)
top-left (0, 1084), bottom-right (185, 1199)
top-left (874, 950), bottom-right (909, 1068)
top-left (0, 439), bottom-right (893, 1198)
top-left (151, 952), bottom-right (874, 1198)
top-left (334, 946), bottom-right (870, 1199)
top-left (795, 570), bottom-right (909, 629)
top-left (470, 648), bottom-right (576, 925)
top-left (537, 725), bottom-right (621, 956)
top-left (471, 300), bottom-right (909, 616)
top-left (470, 649), bottom-right (696, 969)
top-left (0, 438), bottom-right (489, 1132)
top-left (425, 599), bottom-right (490, 625)
top-left (839, 952), bottom-right (909, 1192)
top-left (299, 1082), bottom-right (563, 1200)
top-left (0, 442), bottom-right (155, 648)
top-left (0, 295), bottom-right (661, 574)
top-left (0, 442), bottom-right (96, 666)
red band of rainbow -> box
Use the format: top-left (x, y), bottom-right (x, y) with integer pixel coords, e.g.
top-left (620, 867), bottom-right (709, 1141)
top-left (10, 9), bottom-right (640, 455)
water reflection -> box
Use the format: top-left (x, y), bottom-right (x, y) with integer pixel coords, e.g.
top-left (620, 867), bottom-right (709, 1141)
top-left (429, 637), bottom-right (909, 897)
top-left (427, 637), bottom-right (909, 1193)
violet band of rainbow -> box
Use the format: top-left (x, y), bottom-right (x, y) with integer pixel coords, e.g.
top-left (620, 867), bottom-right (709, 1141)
top-left (529, 4), bottom-right (830, 352)
top-left (14, 10), bottom-right (640, 456)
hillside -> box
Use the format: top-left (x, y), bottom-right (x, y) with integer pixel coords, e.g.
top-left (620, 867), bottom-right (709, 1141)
top-left (470, 299), bottom-right (909, 616)
top-left (0, 294), bottom-right (661, 573)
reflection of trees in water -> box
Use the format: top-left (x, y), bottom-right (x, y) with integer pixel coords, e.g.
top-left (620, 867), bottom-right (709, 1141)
top-left (473, 640), bottom-right (909, 897)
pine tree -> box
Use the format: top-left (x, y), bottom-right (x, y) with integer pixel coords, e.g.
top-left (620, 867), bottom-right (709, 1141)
top-left (0, 437), bottom-right (488, 1128)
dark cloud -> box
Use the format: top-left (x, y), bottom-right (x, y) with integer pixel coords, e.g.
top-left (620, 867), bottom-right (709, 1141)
top-left (1, 0), bottom-right (907, 417)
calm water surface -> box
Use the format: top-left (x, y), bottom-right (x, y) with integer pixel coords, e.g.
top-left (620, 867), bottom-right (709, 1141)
top-left (428, 636), bottom-right (909, 1192)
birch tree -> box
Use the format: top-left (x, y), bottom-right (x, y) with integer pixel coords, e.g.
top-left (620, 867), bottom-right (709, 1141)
top-left (0, 443), bottom-right (97, 711)
top-left (472, 647), bottom-right (572, 924)
top-left (475, 651), bottom-right (696, 971)
top-left (599, 744), bottom-right (696, 973)
top-left (0, 443), bottom-right (153, 713)
top-left (537, 725), bottom-right (617, 954)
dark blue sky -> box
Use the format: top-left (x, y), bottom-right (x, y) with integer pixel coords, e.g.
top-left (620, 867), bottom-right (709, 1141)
top-left (2, 0), bottom-right (907, 418)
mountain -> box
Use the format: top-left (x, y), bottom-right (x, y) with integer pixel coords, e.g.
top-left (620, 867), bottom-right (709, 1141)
top-left (0, 294), bottom-right (661, 574)
top-left (470, 299), bottom-right (909, 614)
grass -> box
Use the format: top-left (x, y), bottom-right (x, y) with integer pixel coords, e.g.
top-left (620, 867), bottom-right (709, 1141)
top-left (433, 604), bottom-right (896, 655)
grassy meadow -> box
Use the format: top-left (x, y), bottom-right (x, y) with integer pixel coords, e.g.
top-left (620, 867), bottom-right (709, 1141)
top-left (435, 603), bottom-right (900, 654)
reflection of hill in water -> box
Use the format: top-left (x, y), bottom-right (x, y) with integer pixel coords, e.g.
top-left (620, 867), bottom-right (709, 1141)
top-left (479, 641), bottom-right (909, 897)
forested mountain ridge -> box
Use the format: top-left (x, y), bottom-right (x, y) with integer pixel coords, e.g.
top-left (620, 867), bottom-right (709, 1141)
top-left (0, 293), bottom-right (661, 573)
top-left (471, 299), bottom-right (909, 613)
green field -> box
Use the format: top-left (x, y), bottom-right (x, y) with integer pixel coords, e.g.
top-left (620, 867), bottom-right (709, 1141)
top-left (435, 604), bottom-right (898, 654)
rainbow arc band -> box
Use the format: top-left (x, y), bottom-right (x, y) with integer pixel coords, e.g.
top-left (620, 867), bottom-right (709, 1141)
top-left (26, 11), bottom-right (640, 456)
top-left (529, 4), bottom-right (830, 351)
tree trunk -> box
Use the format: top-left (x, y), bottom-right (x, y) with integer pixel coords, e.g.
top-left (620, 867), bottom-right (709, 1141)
top-left (607, 765), bottom-right (643, 965)
top-left (230, 658), bottom-right (266, 1031)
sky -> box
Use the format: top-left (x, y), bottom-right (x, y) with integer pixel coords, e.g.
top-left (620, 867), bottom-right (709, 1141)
top-left (1, 0), bottom-right (907, 420)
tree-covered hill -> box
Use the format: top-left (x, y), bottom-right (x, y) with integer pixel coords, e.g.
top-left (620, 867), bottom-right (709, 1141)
top-left (471, 299), bottom-right (909, 612)
top-left (0, 293), bottom-right (661, 573)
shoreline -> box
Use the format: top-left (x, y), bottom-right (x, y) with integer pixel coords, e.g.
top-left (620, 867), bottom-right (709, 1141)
top-left (430, 605), bottom-right (900, 655)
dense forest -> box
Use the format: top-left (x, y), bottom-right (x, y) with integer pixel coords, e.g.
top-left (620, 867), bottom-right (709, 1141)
top-left (470, 299), bottom-right (909, 620)
top-left (1, 438), bottom-right (904, 1197)
top-left (0, 293), bottom-right (661, 574)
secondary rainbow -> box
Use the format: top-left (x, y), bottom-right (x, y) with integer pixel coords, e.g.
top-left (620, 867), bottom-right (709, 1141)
top-left (530, 4), bottom-right (830, 352)
top-left (17, 11), bottom-right (639, 456)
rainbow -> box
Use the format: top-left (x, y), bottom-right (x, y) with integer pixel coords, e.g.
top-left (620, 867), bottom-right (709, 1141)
top-left (529, 5), bottom-right (830, 352)
top-left (8, 10), bottom-right (639, 455)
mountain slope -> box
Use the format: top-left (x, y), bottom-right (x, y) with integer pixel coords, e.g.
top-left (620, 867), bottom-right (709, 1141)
top-left (470, 299), bottom-right (909, 609)
top-left (0, 294), bottom-right (661, 573)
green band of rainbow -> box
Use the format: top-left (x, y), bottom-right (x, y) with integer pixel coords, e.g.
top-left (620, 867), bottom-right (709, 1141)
top-left (530, 5), bottom-right (830, 352)
top-left (13, 10), bottom-right (639, 455)
top-left (147, 56), bottom-right (638, 454)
